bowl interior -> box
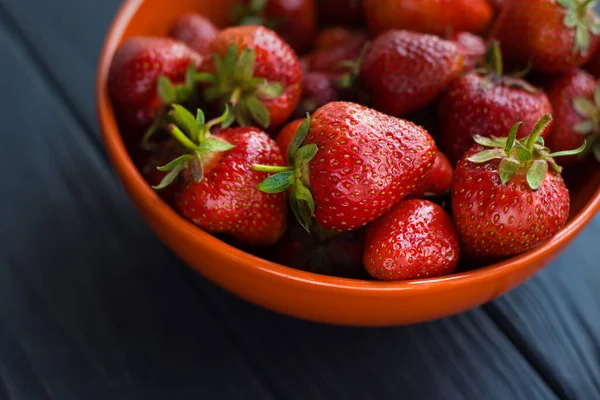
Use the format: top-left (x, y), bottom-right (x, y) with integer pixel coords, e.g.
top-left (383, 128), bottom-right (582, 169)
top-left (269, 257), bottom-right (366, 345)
top-left (97, 0), bottom-right (600, 325)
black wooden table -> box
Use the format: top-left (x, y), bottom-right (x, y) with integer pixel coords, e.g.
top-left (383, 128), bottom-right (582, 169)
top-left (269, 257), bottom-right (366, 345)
top-left (1, 1), bottom-right (599, 399)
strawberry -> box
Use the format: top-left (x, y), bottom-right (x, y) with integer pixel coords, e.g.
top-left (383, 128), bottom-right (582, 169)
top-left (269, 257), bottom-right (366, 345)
top-left (305, 29), bottom-right (368, 74)
top-left (254, 102), bottom-right (437, 231)
top-left (276, 118), bottom-right (303, 165)
top-left (363, 199), bottom-right (460, 281)
top-left (359, 30), bottom-right (463, 117)
top-left (452, 115), bottom-right (585, 259)
top-left (199, 25), bottom-right (302, 129)
top-left (154, 104), bottom-right (287, 246)
top-left (108, 37), bottom-right (203, 138)
top-left (364, 0), bottom-right (492, 37)
top-left (275, 222), bottom-right (367, 279)
top-left (408, 151), bottom-right (454, 198)
top-left (438, 42), bottom-right (553, 164)
top-left (450, 32), bottom-right (487, 72)
top-left (542, 69), bottom-right (600, 165)
top-left (169, 14), bottom-right (219, 56)
top-left (490, 0), bottom-right (600, 73)
top-left (318, 0), bottom-right (363, 26)
top-left (232, 0), bottom-right (317, 53)
top-left (294, 72), bottom-right (339, 117)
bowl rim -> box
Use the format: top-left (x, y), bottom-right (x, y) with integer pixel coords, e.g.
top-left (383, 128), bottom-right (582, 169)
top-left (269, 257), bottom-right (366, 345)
top-left (96, 0), bottom-right (600, 294)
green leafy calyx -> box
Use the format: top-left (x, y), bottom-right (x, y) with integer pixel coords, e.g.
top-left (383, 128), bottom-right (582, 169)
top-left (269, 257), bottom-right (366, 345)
top-left (201, 43), bottom-right (284, 129)
top-left (231, 0), bottom-right (285, 29)
top-left (143, 64), bottom-right (199, 148)
top-left (467, 114), bottom-right (586, 190)
top-left (572, 80), bottom-right (600, 162)
top-left (152, 104), bottom-right (235, 190)
top-left (253, 115), bottom-right (317, 231)
top-left (558, 0), bottom-right (600, 56)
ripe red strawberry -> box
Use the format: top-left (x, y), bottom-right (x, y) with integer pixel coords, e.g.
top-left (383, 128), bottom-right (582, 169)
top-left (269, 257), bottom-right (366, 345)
top-left (255, 102), bottom-right (437, 231)
top-left (275, 222), bottom-right (367, 279)
top-left (542, 69), bottom-right (600, 165)
top-left (294, 72), bottom-right (339, 117)
top-left (276, 118), bottom-right (303, 164)
top-left (306, 29), bottom-right (368, 74)
top-left (452, 115), bottom-right (585, 259)
top-left (232, 0), bottom-right (317, 53)
top-left (490, 0), bottom-right (600, 73)
top-left (449, 32), bottom-right (487, 72)
top-left (364, 0), bottom-right (492, 37)
top-left (154, 104), bottom-right (287, 246)
top-left (318, 0), bottom-right (363, 26)
top-left (169, 14), bottom-right (219, 56)
top-left (363, 199), bottom-right (460, 281)
top-left (408, 151), bottom-right (454, 198)
top-left (359, 30), bottom-right (463, 117)
top-left (199, 25), bottom-right (302, 129)
top-left (108, 37), bottom-right (203, 137)
top-left (438, 42), bottom-right (553, 164)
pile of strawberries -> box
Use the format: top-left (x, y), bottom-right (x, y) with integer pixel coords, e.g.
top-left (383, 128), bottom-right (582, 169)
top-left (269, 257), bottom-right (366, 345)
top-left (109, 0), bottom-right (600, 281)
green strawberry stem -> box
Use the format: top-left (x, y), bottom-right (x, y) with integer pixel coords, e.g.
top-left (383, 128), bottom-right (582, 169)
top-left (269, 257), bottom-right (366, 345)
top-left (152, 104), bottom-right (235, 189)
top-left (141, 122), bottom-right (161, 150)
top-left (511, 61), bottom-right (533, 79)
top-left (335, 43), bottom-right (371, 90)
top-left (525, 114), bottom-right (552, 151)
top-left (253, 115), bottom-right (317, 231)
top-left (469, 113), bottom-right (586, 190)
top-left (487, 40), bottom-right (503, 77)
top-left (142, 65), bottom-right (199, 148)
top-left (253, 165), bottom-right (294, 173)
top-left (479, 41), bottom-right (538, 93)
top-left (169, 124), bottom-right (199, 151)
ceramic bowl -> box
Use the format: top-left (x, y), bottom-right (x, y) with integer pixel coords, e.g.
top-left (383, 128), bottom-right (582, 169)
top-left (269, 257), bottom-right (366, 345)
top-left (97, 0), bottom-right (600, 326)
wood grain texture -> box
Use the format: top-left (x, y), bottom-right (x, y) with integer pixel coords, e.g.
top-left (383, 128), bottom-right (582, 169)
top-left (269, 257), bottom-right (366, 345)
top-left (0, 0), bottom-right (598, 399)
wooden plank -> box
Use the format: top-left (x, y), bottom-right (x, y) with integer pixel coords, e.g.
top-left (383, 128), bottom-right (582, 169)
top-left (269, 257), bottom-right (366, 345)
top-left (485, 217), bottom-right (600, 400)
top-left (0, 19), bottom-right (274, 400)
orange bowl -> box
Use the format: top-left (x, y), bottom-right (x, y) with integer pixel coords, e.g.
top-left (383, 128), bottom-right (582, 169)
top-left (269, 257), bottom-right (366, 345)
top-left (97, 0), bottom-right (600, 326)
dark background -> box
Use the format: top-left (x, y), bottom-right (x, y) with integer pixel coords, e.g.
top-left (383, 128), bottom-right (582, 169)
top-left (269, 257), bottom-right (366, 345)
top-left (1, 0), bottom-right (600, 399)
